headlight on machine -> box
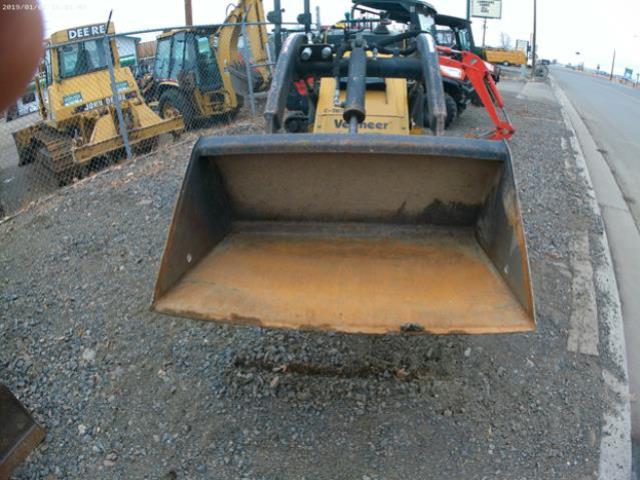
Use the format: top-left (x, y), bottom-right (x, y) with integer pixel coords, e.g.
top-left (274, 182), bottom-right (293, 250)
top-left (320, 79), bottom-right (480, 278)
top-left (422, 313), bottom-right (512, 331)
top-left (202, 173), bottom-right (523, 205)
top-left (484, 61), bottom-right (496, 73)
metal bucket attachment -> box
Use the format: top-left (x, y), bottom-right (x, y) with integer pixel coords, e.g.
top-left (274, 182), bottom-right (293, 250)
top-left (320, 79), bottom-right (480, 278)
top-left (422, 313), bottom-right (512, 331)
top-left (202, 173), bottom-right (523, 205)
top-left (152, 134), bottom-right (535, 334)
top-left (0, 385), bottom-right (45, 479)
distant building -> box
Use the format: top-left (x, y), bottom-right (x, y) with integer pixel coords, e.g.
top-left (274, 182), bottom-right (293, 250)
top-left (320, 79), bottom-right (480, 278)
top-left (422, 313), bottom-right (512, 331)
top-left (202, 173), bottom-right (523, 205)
top-left (137, 40), bottom-right (157, 61)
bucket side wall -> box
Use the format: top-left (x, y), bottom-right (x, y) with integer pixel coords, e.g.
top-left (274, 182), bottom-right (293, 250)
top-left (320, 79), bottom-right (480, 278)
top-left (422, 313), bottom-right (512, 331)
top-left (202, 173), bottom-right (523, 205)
top-left (476, 151), bottom-right (535, 318)
top-left (153, 142), bottom-right (232, 301)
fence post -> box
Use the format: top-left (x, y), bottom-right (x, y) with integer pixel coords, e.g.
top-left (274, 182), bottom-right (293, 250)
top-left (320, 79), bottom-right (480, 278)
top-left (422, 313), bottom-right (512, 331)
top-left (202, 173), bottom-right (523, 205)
top-left (103, 33), bottom-right (132, 159)
top-left (272, 0), bottom-right (283, 58)
top-left (241, 13), bottom-right (257, 116)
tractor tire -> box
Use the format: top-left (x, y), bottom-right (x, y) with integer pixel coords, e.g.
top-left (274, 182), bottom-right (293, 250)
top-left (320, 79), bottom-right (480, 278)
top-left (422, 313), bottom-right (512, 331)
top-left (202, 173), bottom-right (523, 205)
top-left (423, 93), bottom-right (458, 130)
top-left (444, 93), bottom-right (458, 128)
top-left (159, 89), bottom-right (195, 129)
top-left (284, 113), bottom-right (309, 133)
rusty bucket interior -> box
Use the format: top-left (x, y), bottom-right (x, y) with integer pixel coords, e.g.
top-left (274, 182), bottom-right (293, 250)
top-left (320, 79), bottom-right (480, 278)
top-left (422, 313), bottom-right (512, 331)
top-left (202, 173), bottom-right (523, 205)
top-left (152, 134), bottom-right (535, 334)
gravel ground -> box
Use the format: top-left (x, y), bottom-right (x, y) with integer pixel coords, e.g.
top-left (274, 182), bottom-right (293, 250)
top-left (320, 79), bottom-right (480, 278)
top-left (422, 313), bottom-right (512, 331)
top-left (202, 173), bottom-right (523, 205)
top-left (0, 80), bottom-right (624, 479)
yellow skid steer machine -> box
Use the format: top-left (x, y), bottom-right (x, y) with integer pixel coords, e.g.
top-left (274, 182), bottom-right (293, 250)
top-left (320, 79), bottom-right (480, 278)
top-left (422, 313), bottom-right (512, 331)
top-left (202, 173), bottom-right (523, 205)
top-left (13, 23), bottom-right (184, 185)
top-left (152, 0), bottom-right (535, 335)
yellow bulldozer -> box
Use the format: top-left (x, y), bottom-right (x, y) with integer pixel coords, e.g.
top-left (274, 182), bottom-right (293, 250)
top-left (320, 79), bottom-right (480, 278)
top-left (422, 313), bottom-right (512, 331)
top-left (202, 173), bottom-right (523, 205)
top-left (141, 0), bottom-right (270, 127)
top-left (151, 0), bottom-right (535, 335)
top-left (12, 23), bottom-right (184, 185)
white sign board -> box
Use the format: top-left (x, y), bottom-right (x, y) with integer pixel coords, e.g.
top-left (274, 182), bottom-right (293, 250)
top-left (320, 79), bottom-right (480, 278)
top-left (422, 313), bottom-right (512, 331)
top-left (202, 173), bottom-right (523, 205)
top-left (515, 39), bottom-right (529, 52)
top-left (471, 0), bottom-right (502, 19)
top-left (67, 24), bottom-right (107, 41)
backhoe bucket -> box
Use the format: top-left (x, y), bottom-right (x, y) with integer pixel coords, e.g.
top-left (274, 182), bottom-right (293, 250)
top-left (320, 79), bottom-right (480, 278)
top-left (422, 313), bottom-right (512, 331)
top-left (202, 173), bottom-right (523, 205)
top-left (152, 134), bottom-right (535, 334)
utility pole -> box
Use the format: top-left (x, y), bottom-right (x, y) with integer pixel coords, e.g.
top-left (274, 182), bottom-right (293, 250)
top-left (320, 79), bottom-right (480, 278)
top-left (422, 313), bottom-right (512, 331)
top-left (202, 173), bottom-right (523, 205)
top-left (316, 5), bottom-right (321, 30)
top-left (610, 49), bottom-right (616, 81)
top-left (184, 0), bottom-right (193, 26)
top-left (466, 0), bottom-right (471, 21)
top-left (531, 0), bottom-right (537, 75)
top-left (482, 18), bottom-right (487, 47)
top-left (271, 0), bottom-right (283, 58)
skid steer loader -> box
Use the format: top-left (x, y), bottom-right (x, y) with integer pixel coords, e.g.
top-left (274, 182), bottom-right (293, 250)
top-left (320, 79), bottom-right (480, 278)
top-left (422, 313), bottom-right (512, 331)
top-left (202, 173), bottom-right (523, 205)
top-left (151, 0), bottom-right (535, 335)
top-left (141, 0), bottom-right (270, 128)
top-left (12, 23), bottom-right (184, 185)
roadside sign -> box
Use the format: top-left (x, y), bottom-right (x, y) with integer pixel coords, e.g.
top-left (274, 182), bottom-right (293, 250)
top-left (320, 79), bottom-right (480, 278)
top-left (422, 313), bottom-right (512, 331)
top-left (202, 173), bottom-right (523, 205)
top-left (624, 68), bottom-right (633, 80)
top-left (471, 0), bottom-right (502, 19)
top-left (515, 39), bottom-right (529, 52)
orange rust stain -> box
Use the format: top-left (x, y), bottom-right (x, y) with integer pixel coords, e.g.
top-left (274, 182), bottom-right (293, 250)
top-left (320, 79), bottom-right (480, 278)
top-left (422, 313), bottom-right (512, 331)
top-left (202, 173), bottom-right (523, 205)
top-left (154, 225), bottom-right (534, 334)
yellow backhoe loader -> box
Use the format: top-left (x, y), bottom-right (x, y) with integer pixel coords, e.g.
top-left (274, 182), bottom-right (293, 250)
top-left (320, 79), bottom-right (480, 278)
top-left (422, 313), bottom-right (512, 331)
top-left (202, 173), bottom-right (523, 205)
top-left (12, 23), bottom-right (184, 185)
top-left (151, 0), bottom-right (535, 335)
top-left (142, 0), bottom-right (270, 128)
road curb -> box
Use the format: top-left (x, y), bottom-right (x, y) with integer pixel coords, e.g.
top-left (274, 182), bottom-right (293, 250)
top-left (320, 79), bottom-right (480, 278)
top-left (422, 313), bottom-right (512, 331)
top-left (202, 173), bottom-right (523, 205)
top-left (550, 76), bottom-right (632, 479)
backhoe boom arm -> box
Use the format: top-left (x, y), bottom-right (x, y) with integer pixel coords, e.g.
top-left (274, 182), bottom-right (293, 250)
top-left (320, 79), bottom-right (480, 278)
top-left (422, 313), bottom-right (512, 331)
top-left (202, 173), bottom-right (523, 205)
top-left (438, 46), bottom-right (515, 140)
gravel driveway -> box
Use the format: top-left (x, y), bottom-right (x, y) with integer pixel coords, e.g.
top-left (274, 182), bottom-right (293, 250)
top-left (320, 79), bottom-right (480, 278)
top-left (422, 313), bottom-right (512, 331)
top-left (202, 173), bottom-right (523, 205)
top-left (0, 80), bottom-right (626, 479)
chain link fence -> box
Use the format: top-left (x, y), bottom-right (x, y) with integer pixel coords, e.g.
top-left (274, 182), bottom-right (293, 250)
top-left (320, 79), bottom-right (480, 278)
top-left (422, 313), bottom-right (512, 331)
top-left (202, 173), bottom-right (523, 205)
top-left (0, 18), bottom-right (278, 218)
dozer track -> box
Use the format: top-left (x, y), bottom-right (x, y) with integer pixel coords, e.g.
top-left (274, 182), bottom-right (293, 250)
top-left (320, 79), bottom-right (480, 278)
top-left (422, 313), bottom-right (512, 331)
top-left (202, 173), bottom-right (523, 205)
top-left (31, 127), bottom-right (81, 186)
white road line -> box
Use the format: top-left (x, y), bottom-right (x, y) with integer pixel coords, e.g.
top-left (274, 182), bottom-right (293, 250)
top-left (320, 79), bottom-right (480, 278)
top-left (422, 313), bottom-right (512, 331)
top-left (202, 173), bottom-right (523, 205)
top-left (567, 233), bottom-right (599, 356)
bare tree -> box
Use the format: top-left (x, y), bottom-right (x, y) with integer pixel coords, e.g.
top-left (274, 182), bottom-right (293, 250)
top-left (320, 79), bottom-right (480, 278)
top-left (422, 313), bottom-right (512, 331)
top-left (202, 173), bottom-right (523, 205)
top-left (499, 32), bottom-right (512, 49)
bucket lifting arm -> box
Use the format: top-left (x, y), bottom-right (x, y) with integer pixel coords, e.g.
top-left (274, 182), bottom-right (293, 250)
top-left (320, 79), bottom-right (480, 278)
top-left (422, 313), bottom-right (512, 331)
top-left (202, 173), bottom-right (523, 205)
top-left (264, 32), bottom-right (447, 135)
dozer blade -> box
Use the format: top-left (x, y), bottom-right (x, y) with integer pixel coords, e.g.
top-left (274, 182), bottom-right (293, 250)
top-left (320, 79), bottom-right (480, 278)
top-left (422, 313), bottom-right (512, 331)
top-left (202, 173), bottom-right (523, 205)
top-left (152, 134), bottom-right (535, 334)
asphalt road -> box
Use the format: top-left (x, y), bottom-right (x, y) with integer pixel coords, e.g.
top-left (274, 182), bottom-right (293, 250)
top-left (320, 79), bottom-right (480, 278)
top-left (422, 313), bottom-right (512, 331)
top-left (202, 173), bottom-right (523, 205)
top-left (552, 67), bottom-right (640, 229)
top-left (552, 67), bottom-right (640, 472)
